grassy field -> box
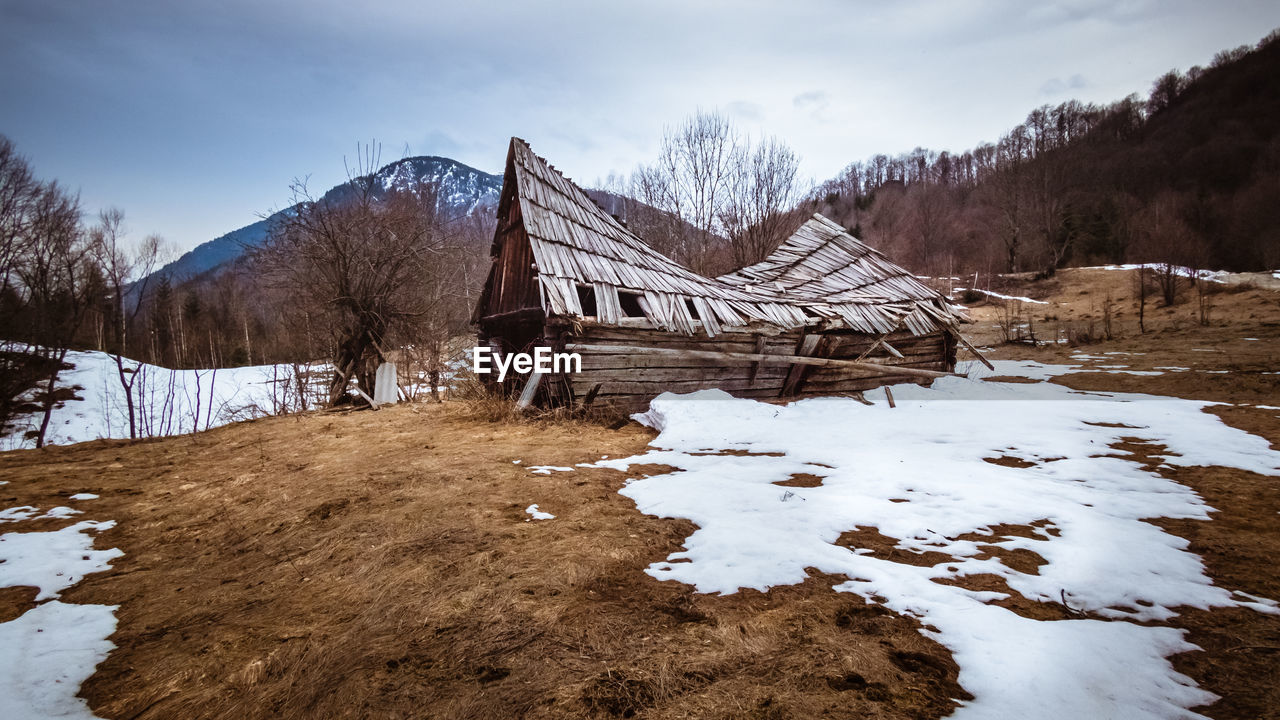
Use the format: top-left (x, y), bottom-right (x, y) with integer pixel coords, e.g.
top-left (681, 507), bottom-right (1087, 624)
top-left (2, 267), bottom-right (1278, 719)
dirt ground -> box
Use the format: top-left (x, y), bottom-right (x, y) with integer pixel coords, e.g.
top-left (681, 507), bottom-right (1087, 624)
top-left (2, 266), bottom-right (1279, 719)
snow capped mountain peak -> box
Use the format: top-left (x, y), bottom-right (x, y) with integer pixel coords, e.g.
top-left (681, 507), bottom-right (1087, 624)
top-left (369, 156), bottom-right (501, 213)
top-left (149, 155), bottom-right (502, 284)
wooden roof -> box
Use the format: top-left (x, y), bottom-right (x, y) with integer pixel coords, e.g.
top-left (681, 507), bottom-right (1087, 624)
top-left (505, 138), bottom-right (961, 336)
top-left (717, 214), bottom-right (962, 335)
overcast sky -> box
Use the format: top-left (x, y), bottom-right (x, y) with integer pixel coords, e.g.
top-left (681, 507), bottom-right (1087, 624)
top-left (2, 0), bottom-right (1277, 254)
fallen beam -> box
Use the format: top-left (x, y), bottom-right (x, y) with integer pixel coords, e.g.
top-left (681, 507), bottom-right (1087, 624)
top-left (955, 334), bottom-right (995, 371)
top-left (565, 343), bottom-right (962, 380)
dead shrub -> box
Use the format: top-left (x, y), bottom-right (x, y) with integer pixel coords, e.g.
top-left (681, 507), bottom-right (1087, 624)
top-left (449, 366), bottom-right (633, 427)
top-left (448, 368), bottom-right (523, 423)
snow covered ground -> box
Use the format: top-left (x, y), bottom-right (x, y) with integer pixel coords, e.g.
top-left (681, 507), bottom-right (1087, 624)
top-left (581, 364), bottom-right (1280, 719)
top-left (959, 288), bottom-right (1049, 304)
top-left (0, 498), bottom-right (121, 720)
top-left (2, 350), bottom-right (329, 450)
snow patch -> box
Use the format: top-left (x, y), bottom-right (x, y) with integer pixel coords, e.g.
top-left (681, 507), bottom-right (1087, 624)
top-left (963, 359), bottom-right (1081, 381)
top-left (1086, 264), bottom-right (1232, 283)
top-left (0, 515), bottom-right (122, 720)
top-left (528, 466), bottom-right (574, 475)
top-left (68, 494), bottom-right (99, 501)
top-left (2, 349), bottom-right (330, 450)
top-left (0, 507), bottom-right (40, 524)
top-left (0, 521), bottom-right (122, 600)
top-left (962, 288), bottom-right (1049, 304)
top-left (0, 600), bottom-right (117, 720)
top-left (592, 380), bottom-right (1280, 720)
top-left (525, 504), bottom-right (555, 521)
top-left (1104, 369), bottom-right (1167, 376)
top-left (0, 506), bottom-right (84, 523)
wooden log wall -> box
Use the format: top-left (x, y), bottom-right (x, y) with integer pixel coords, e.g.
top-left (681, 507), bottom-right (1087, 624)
top-left (555, 320), bottom-right (954, 413)
top-left (794, 331), bottom-right (950, 395)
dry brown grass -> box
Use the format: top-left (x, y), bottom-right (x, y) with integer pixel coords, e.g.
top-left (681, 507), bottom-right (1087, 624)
top-left (1, 403), bottom-right (968, 719)
top-left (960, 267), bottom-right (1280, 349)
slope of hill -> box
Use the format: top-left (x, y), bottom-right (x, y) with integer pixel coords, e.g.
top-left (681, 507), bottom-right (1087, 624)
top-left (151, 156), bottom-right (502, 282)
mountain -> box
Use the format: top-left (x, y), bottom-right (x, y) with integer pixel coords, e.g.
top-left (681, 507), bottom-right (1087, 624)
top-left (151, 156), bottom-right (502, 283)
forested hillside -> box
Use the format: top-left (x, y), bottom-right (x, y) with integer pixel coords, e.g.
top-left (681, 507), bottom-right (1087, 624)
top-left (806, 29), bottom-right (1280, 277)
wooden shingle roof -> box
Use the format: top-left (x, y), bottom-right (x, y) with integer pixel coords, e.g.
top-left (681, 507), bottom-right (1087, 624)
top-left (508, 138), bottom-right (961, 336)
top-left (717, 214), bottom-right (963, 335)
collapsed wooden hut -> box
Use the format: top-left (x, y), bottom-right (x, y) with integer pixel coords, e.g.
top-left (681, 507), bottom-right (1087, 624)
top-left (473, 137), bottom-right (977, 412)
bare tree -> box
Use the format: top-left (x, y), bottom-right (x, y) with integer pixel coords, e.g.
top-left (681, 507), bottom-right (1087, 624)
top-left (90, 208), bottom-right (164, 438)
top-left (0, 136), bottom-right (40, 303)
top-left (254, 144), bottom-right (453, 406)
top-left (904, 182), bottom-right (958, 274)
top-left (1133, 265), bottom-right (1149, 333)
top-left (0, 136), bottom-right (45, 433)
top-left (1133, 192), bottom-right (1204, 306)
top-left (985, 124), bottom-right (1032, 272)
top-left (1146, 70), bottom-right (1187, 115)
top-left (719, 137), bottom-right (802, 267)
top-left (11, 181), bottom-right (98, 447)
top-left (632, 110), bottom-right (739, 274)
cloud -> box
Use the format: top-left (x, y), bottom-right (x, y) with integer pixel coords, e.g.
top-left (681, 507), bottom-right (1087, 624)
top-left (792, 90), bottom-right (832, 122)
top-left (1039, 74), bottom-right (1089, 96)
top-left (726, 100), bottom-right (764, 121)
top-left (792, 90), bottom-right (830, 110)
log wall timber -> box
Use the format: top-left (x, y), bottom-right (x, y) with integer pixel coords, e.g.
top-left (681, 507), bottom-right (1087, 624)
top-left (546, 319), bottom-right (956, 412)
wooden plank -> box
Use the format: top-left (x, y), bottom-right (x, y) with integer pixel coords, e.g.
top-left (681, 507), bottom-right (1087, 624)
top-left (799, 377), bottom-right (930, 394)
top-left (352, 385), bottom-right (380, 411)
top-left (574, 378), bottom-right (787, 396)
top-left (576, 353), bottom-right (774, 370)
top-left (574, 323), bottom-right (801, 342)
top-left (805, 358), bottom-right (946, 382)
top-left (564, 343), bottom-right (961, 380)
top-left (782, 333), bottom-right (823, 396)
top-left (516, 371), bottom-right (544, 409)
top-left (480, 307), bottom-right (545, 325)
top-left (956, 333), bottom-right (995, 370)
top-left (592, 385), bottom-right (785, 402)
top-left (826, 332), bottom-right (942, 353)
top-left (748, 335), bottom-right (766, 384)
top-left (571, 366), bottom-right (790, 384)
